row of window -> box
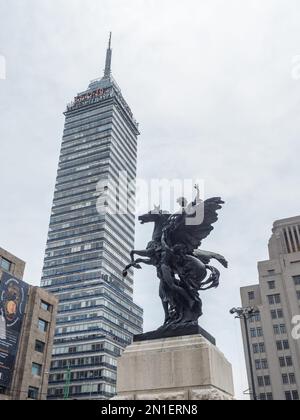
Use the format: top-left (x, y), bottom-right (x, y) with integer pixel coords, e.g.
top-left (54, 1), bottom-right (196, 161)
top-left (285, 390), bottom-right (299, 400)
top-left (50, 368), bottom-right (116, 383)
top-left (51, 354), bottom-right (117, 370)
top-left (257, 375), bottom-right (271, 387)
top-left (255, 354), bottom-right (293, 369)
top-left (254, 339), bottom-right (289, 352)
top-left (48, 383), bottom-right (116, 397)
top-left (282, 373), bottom-right (296, 385)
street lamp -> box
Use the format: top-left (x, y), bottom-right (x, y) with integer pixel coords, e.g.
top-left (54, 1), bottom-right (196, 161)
top-left (230, 306), bottom-right (259, 401)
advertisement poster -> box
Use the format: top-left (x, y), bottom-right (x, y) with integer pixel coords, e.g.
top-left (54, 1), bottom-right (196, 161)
top-left (0, 272), bottom-right (28, 388)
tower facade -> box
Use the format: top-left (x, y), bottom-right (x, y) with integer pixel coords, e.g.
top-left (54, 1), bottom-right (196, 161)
top-left (241, 216), bottom-right (300, 400)
top-left (41, 35), bottom-right (143, 400)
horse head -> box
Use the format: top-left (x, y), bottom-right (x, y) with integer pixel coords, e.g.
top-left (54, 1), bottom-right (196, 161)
top-left (138, 205), bottom-right (169, 225)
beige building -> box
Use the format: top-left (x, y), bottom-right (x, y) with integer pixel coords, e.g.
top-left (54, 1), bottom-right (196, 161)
top-left (0, 247), bottom-right (58, 400)
top-left (241, 216), bottom-right (300, 401)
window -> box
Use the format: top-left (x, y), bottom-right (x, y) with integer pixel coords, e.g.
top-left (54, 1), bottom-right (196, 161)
top-left (273, 325), bottom-right (280, 335)
top-left (253, 344), bottom-right (259, 354)
top-left (292, 391), bottom-right (299, 400)
top-left (297, 291), bottom-right (300, 300)
top-left (259, 343), bottom-right (265, 353)
top-left (258, 376), bottom-right (264, 387)
top-left (255, 360), bottom-right (262, 370)
top-left (28, 387), bottom-right (39, 400)
top-left (282, 374), bottom-right (289, 385)
top-left (280, 324), bottom-right (287, 334)
top-left (276, 341), bottom-right (283, 351)
top-left (293, 275), bottom-right (300, 286)
top-left (40, 301), bottom-right (51, 312)
top-left (279, 357), bottom-right (286, 367)
top-left (32, 363), bottom-right (42, 377)
top-left (268, 281), bottom-right (276, 290)
top-left (260, 394), bottom-right (266, 401)
top-left (0, 258), bottom-right (12, 272)
top-left (268, 294), bottom-right (281, 305)
top-left (264, 376), bottom-right (271, 386)
top-left (286, 356), bottom-right (293, 367)
top-left (250, 328), bottom-right (257, 338)
top-left (267, 393), bottom-right (273, 401)
top-left (35, 340), bottom-right (45, 354)
top-left (255, 312), bottom-right (261, 322)
top-left (285, 391), bottom-right (292, 401)
top-left (38, 319), bottom-right (48, 333)
top-left (283, 340), bottom-right (289, 350)
top-left (277, 309), bottom-right (284, 318)
top-left (289, 373), bottom-right (296, 385)
top-left (261, 359), bottom-right (268, 369)
top-left (248, 291), bottom-right (255, 300)
top-left (257, 327), bottom-right (263, 337)
top-left (271, 310), bottom-right (277, 320)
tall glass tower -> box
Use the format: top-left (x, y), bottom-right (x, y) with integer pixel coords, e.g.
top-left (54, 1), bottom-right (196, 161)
top-left (41, 34), bottom-right (143, 400)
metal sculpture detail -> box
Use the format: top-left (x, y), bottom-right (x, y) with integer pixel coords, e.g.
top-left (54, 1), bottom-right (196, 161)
top-left (123, 186), bottom-right (228, 332)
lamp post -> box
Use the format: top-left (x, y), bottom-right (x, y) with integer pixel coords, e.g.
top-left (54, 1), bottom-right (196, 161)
top-left (230, 306), bottom-right (259, 401)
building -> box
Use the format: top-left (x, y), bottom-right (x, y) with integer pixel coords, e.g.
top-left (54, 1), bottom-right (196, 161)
top-left (40, 34), bottom-right (143, 400)
top-left (241, 216), bottom-right (300, 401)
top-left (0, 246), bottom-right (26, 280)
top-left (0, 247), bottom-right (57, 400)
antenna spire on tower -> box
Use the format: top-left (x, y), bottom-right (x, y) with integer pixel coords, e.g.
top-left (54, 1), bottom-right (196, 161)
top-left (104, 32), bottom-right (112, 79)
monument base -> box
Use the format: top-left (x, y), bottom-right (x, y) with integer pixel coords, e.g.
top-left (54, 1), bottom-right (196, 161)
top-left (113, 334), bottom-right (235, 401)
top-left (133, 324), bottom-right (216, 345)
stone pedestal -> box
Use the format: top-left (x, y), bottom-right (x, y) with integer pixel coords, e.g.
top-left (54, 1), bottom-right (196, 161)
top-left (114, 335), bottom-right (235, 400)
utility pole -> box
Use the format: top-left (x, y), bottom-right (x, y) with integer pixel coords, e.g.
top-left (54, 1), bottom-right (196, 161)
top-left (230, 306), bottom-right (259, 401)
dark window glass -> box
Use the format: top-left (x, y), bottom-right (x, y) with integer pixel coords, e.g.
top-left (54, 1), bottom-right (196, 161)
top-left (271, 310), bottom-right (277, 320)
top-left (277, 309), bottom-right (284, 318)
top-left (32, 363), bottom-right (42, 377)
top-left (268, 281), bottom-right (275, 290)
top-left (248, 291), bottom-right (255, 300)
top-left (35, 340), bottom-right (45, 354)
top-left (264, 376), bottom-right (271, 386)
top-left (267, 393), bottom-right (273, 401)
top-left (286, 356), bottom-right (293, 367)
top-left (0, 258), bottom-right (11, 272)
top-left (279, 357), bottom-right (286, 367)
top-left (41, 301), bottom-right (51, 312)
top-left (255, 360), bottom-right (261, 370)
top-left (260, 394), bottom-right (266, 400)
top-left (285, 392), bottom-right (292, 401)
top-left (289, 374), bottom-right (296, 385)
top-left (293, 276), bottom-right (300, 286)
top-left (292, 391), bottom-right (299, 400)
top-left (28, 387), bottom-right (39, 400)
top-left (257, 376), bottom-right (264, 387)
top-left (259, 343), bottom-right (265, 353)
top-left (282, 374), bottom-right (289, 385)
top-left (38, 319), bottom-right (48, 332)
top-left (283, 340), bottom-right (290, 350)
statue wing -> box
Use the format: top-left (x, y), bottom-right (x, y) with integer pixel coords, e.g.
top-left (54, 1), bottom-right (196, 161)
top-left (170, 197), bottom-right (225, 252)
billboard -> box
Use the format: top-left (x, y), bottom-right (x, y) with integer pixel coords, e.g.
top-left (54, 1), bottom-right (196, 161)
top-left (0, 272), bottom-right (29, 389)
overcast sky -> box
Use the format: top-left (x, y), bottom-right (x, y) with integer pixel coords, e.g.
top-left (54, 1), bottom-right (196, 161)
top-left (1, 0), bottom-right (300, 400)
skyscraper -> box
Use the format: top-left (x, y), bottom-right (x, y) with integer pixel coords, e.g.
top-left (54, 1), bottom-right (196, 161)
top-left (240, 216), bottom-right (300, 401)
top-left (41, 34), bottom-right (143, 400)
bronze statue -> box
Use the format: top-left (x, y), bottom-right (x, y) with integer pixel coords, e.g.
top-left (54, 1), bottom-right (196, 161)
top-left (123, 186), bottom-right (228, 339)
